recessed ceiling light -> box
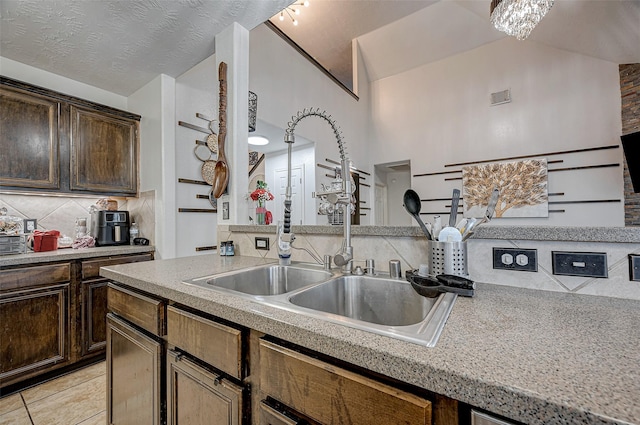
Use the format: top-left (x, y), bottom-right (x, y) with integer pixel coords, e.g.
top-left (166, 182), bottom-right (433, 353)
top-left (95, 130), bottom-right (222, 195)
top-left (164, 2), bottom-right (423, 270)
top-left (248, 136), bottom-right (269, 146)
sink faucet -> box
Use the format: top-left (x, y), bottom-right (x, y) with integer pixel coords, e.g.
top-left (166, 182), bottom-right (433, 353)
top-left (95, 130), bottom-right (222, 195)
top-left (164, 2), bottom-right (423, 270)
top-left (277, 108), bottom-right (353, 269)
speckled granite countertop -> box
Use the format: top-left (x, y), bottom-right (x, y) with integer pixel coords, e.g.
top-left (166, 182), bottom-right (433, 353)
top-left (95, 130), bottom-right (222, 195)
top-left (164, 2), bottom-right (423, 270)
top-left (100, 255), bottom-right (640, 425)
top-left (230, 224), bottom-right (640, 243)
top-left (0, 245), bottom-right (155, 267)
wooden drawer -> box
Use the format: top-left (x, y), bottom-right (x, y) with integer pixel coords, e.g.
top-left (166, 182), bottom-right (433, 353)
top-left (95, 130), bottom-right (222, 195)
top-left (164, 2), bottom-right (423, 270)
top-left (259, 401), bottom-right (299, 425)
top-left (167, 306), bottom-right (242, 380)
top-left (82, 253), bottom-right (153, 279)
top-left (107, 284), bottom-right (165, 336)
top-left (0, 263), bottom-right (70, 292)
top-left (260, 340), bottom-right (432, 425)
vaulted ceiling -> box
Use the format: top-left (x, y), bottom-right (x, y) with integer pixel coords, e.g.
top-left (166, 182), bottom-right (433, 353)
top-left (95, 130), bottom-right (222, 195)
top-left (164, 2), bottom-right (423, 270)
top-left (1, 1), bottom-right (638, 96)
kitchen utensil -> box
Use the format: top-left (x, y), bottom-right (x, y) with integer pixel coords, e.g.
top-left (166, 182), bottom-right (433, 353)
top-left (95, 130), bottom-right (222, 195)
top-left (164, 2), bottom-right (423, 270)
top-left (437, 226), bottom-right (462, 242)
top-left (461, 188), bottom-right (500, 241)
top-left (436, 274), bottom-right (475, 291)
top-left (402, 189), bottom-right (432, 240)
top-left (211, 62), bottom-right (229, 199)
top-left (456, 217), bottom-right (468, 232)
top-left (406, 270), bottom-right (475, 298)
top-left (484, 187), bottom-right (500, 222)
top-left (449, 188), bottom-right (460, 228)
top-left (432, 215), bottom-right (442, 240)
top-left (461, 217), bottom-right (479, 240)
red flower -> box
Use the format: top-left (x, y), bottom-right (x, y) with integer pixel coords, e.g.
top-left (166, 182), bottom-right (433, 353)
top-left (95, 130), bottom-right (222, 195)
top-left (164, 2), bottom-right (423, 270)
top-left (250, 188), bottom-right (274, 202)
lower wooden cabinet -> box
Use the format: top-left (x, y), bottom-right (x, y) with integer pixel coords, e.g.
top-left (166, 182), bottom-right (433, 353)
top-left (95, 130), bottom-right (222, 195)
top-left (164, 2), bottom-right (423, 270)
top-left (0, 283), bottom-right (70, 386)
top-left (167, 349), bottom-right (244, 425)
top-left (0, 252), bottom-right (153, 392)
top-left (105, 282), bottom-right (459, 425)
top-left (107, 313), bottom-right (163, 425)
top-left (260, 339), bottom-right (432, 425)
top-left (0, 262), bottom-right (72, 389)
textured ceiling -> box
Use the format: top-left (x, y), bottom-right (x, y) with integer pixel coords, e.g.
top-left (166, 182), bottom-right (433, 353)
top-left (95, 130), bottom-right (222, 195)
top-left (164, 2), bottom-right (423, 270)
top-left (0, 0), bottom-right (292, 95)
top-left (1, 1), bottom-right (638, 97)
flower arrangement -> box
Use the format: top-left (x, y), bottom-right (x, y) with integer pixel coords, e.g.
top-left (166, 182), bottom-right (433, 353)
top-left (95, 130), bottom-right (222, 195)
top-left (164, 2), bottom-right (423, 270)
top-left (249, 180), bottom-right (274, 205)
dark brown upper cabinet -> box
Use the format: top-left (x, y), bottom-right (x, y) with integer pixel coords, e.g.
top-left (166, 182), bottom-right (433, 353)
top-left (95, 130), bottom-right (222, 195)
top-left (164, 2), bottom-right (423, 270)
top-left (0, 76), bottom-right (140, 197)
top-left (0, 86), bottom-right (60, 190)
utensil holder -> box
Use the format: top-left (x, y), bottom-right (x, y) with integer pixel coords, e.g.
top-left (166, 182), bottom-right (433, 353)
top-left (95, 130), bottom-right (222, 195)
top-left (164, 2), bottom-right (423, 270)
top-left (427, 240), bottom-right (468, 277)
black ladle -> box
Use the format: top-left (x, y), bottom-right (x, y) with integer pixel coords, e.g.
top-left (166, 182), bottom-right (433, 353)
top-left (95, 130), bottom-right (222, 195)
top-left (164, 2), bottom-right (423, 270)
top-left (403, 189), bottom-right (432, 240)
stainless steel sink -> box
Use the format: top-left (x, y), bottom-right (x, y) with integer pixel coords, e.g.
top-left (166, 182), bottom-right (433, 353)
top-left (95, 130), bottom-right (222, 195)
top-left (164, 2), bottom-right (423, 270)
top-left (184, 263), bottom-right (334, 296)
top-left (184, 263), bottom-right (456, 347)
top-left (288, 275), bottom-right (434, 326)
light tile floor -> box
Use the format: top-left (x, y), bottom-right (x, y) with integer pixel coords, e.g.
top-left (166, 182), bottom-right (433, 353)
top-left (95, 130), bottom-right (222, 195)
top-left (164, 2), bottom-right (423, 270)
top-left (0, 362), bottom-right (106, 425)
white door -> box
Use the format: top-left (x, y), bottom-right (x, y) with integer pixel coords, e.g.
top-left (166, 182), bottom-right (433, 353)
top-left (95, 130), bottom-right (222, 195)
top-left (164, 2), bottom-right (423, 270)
top-left (274, 165), bottom-right (304, 225)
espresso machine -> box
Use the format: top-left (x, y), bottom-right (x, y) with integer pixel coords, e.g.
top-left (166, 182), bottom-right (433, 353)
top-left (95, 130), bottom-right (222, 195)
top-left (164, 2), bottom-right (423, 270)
top-left (91, 210), bottom-right (130, 246)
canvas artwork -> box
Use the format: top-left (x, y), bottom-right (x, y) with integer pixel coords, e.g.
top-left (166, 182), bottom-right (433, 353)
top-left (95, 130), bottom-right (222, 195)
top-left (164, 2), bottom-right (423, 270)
top-left (462, 159), bottom-right (549, 218)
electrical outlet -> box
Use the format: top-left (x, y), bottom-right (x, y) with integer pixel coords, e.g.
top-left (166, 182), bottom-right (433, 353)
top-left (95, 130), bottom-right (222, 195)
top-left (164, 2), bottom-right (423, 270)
top-left (630, 254), bottom-right (640, 282)
top-left (255, 237), bottom-right (270, 250)
top-left (552, 251), bottom-right (608, 278)
top-left (493, 248), bottom-right (537, 272)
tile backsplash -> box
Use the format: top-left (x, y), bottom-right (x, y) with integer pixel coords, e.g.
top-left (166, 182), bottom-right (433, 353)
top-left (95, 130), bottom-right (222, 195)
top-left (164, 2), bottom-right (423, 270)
top-left (218, 225), bottom-right (640, 301)
top-left (0, 191), bottom-right (155, 244)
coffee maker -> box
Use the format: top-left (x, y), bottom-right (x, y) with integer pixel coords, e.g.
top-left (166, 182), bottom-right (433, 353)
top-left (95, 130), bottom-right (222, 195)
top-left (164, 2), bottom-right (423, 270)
top-left (91, 210), bottom-right (130, 246)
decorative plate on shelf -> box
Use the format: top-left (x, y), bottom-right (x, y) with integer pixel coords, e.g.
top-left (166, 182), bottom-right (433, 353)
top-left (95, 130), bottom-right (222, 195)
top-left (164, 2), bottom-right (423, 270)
top-left (201, 160), bottom-right (217, 185)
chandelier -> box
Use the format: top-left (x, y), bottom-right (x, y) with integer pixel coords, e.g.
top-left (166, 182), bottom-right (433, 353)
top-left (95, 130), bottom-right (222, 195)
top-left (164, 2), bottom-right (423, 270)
top-left (278, 0), bottom-right (310, 26)
top-left (490, 0), bottom-right (554, 40)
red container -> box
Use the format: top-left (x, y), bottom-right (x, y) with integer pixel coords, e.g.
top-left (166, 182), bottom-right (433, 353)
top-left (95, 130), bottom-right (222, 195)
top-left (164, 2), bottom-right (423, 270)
top-left (32, 230), bottom-right (60, 252)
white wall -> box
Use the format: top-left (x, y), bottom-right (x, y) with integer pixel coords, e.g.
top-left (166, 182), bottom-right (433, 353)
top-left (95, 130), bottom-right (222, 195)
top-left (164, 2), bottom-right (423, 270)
top-left (249, 24), bottom-right (372, 225)
top-left (174, 54), bottom-right (220, 257)
top-left (1, 57), bottom-right (128, 110)
top-left (368, 38), bottom-right (624, 227)
top-left (128, 74), bottom-right (177, 259)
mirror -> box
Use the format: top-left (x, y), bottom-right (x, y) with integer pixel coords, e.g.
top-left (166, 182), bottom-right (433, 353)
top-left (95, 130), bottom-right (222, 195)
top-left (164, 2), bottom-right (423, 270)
top-left (249, 2), bottom-right (634, 228)
top-left (248, 119), bottom-right (319, 225)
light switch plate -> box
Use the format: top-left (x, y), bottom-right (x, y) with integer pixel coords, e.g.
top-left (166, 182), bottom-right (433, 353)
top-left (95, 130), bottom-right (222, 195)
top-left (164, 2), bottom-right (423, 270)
top-left (630, 254), bottom-right (640, 282)
top-left (552, 251), bottom-right (608, 278)
top-left (255, 237), bottom-right (269, 251)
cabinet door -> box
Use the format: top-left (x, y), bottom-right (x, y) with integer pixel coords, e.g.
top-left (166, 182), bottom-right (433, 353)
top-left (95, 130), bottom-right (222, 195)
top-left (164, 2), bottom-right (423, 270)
top-left (167, 349), bottom-right (243, 425)
top-left (0, 284), bottom-right (70, 387)
top-left (107, 313), bottom-right (162, 425)
top-left (81, 278), bottom-right (108, 357)
top-left (0, 86), bottom-right (60, 189)
top-left (70, 105), bottom-right (138, 195)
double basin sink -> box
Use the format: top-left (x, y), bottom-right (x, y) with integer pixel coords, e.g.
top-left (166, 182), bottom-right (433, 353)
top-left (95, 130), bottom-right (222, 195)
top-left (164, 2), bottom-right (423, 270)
top-left (184, 262), bottom-right (457, 347)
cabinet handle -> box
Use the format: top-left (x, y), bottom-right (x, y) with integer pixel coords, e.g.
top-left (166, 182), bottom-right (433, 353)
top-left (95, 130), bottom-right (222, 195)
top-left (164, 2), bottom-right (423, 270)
top-left (213, 376), bottom-right (221, 386)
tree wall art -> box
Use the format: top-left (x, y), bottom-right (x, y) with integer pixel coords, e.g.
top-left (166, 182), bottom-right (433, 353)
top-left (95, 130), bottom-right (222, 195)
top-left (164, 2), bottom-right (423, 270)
top-left (462, 159), bottom-right (548, 218)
